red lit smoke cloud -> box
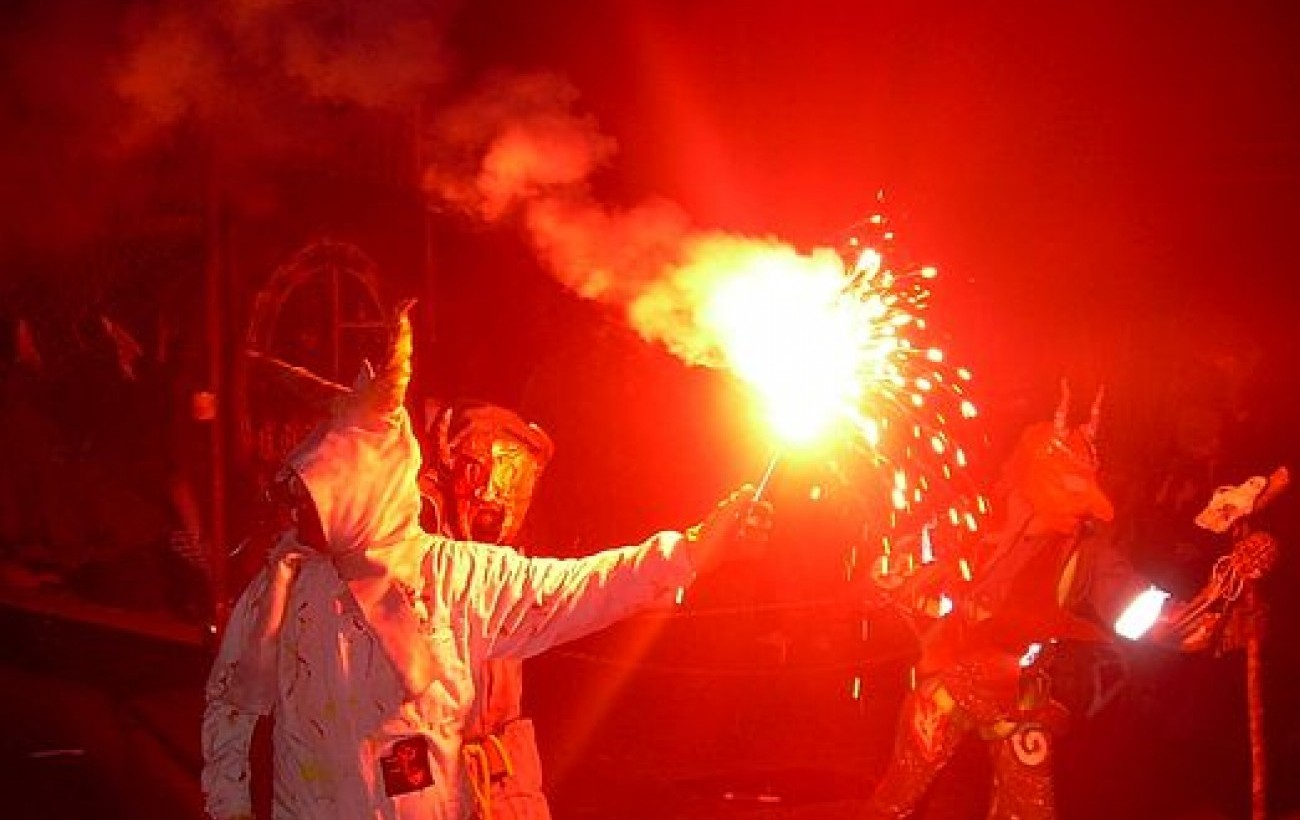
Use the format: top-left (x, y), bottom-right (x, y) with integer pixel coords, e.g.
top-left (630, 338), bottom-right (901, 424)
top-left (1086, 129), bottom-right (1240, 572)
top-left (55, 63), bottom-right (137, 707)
top-left (0, 0), bottom-right (452, 263)
top-left (422, 70), bottom-right (821, 369)
top-left (2, 0), bottom-right (808, 373)
top-left (113, 0), bottom-right (451, 149)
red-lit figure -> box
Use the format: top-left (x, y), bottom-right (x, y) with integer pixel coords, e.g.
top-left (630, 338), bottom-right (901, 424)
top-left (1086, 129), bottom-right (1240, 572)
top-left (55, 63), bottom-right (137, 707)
top-left (417, 398), bottom-right (557, 820)
top-left (862, 382), bottom-right (1278, 820)
top-left (201, 302), bottom-right (770, 820)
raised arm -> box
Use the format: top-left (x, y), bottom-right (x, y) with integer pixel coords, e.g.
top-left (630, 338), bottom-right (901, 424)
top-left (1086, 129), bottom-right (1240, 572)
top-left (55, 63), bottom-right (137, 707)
top-left (433, 531), bottom-right (691, 661)
top-left (437, 486), bottom-right (770, 660)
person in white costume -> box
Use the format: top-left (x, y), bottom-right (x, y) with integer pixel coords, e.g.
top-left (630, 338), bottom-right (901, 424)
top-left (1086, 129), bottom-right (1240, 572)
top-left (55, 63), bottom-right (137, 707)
top-left (202, 302), bottom-right (768, 820)
top-left (416, 398), bottom-right (558, 820)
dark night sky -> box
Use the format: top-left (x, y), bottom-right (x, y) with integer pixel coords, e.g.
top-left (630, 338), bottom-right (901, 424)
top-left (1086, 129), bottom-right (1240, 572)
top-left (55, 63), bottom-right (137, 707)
top-left (0, 0), bottom-right (1295, 517)
top-left (427, 0), bottom-right (1300, 536)
top-left (1, 0), bottom-right (1297, 539)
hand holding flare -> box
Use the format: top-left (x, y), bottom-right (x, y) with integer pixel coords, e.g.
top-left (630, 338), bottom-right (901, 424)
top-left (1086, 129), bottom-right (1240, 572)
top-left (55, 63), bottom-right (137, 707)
top-left (686, 213), bottom-right (984, 562)
top-left (684, 484), bottom-right (774, 575)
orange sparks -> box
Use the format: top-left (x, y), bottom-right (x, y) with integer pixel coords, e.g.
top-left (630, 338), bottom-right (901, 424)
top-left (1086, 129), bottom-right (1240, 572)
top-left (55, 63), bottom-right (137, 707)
top-left (628, 211), bottom-right (987, 565)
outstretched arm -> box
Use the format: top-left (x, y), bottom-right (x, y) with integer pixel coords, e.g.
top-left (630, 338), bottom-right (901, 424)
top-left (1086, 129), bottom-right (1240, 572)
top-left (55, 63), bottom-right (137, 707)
top-left (440, 486), bottom-right (770, 660)
top-left (438, 531), bottom-right (695, 661)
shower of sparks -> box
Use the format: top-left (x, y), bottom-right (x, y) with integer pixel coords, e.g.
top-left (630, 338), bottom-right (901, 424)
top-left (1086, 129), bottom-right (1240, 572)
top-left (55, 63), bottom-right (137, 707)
top-left (701, 208), bottom-right (989, 558)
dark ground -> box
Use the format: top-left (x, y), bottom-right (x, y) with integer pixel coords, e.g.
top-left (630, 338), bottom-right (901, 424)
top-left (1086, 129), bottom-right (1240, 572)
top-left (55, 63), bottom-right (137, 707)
top-left (2, 570), bottom-right (1296, 820)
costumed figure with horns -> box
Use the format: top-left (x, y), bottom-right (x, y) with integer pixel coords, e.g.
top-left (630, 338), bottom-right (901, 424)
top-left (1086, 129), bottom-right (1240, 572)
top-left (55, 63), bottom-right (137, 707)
top-left (417, 398), bottom-right (557, 820)
top-left (201, 301), bottom-right (771, 820)
top-left (861, 381), bottom-right (1285, 820)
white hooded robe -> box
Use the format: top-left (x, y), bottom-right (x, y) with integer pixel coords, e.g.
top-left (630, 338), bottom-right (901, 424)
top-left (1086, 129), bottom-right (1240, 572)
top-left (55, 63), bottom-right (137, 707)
top-left (201, 407), bottom-right (694, 820)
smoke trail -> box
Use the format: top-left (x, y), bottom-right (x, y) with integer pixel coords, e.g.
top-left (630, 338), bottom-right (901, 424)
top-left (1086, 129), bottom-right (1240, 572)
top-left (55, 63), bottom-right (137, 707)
top-left (0, 0), bottom-right (456, 262)
top-left (112, 0), bottom-right (451, 151)
top-left (422, 69), bottom-right (829, 370)
top-left (423, 72), bottom-right (619, 219)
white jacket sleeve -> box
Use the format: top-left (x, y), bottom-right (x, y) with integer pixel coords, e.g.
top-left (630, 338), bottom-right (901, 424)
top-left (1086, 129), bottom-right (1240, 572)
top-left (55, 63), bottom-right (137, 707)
top-left (200, 702), bottom-right (259, 820)
top-left (200, 566), bottom-right (278, 820)
top-left (436, 531), bottom-right (696, 661)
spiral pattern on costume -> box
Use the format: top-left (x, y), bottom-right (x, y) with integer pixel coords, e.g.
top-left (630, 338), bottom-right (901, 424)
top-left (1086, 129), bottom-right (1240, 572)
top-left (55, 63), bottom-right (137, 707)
top-left (1010, 725), bottom-right (1050, 767)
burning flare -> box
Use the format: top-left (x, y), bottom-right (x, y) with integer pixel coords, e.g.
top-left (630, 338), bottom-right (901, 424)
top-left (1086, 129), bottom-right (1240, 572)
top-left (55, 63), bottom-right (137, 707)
top-left (635, 212), bottom-right (987, 554)
top-left (421, 75), bottom-right (984, 546)
top-left (694, 242), bottom-right (871, 444)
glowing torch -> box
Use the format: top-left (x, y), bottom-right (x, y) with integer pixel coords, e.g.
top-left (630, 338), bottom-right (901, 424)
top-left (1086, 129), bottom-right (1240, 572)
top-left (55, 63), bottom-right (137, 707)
top-left (699, 240), bottom-right (886, 499)
top-left (692, 213), bottom-right (984, 546)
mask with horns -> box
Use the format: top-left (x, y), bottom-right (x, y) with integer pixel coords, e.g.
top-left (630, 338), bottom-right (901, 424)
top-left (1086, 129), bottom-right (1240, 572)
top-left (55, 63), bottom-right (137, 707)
top-left (1002, 379), bottom-right (1115, 535)
top-left (418, 399), bottom-right (555, 546)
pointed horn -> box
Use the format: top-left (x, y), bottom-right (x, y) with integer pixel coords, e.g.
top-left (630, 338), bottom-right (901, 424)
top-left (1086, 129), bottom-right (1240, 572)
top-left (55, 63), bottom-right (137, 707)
top-left (526, 422), bottom-right (556, 469)
top-left (435, 405), bottom-right (454, 470)
top-left (360, 299), bottom-right (416, 419)
top-left (1053, 377), bottom-right (1071, 435)
top-left (1086, 385), bottom-right (1105, 440)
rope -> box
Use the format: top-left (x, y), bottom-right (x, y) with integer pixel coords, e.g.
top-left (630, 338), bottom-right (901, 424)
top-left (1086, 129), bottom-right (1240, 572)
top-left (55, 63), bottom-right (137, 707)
top-left (462, 742), bottom-right (494, 820)
top-left (462, 734), bottom-right (512, 820)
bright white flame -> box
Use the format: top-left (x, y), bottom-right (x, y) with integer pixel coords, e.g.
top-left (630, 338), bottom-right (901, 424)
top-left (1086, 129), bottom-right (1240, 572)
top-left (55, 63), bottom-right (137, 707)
top-left (1114, 586), bottom-right (1171, 640)
top-left (702, 249), bottom-right (878, 444)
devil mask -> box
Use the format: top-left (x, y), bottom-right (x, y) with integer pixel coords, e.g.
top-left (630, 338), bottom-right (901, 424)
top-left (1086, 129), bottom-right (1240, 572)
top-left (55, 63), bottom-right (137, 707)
top-left (420, 400), bottom-right (554, 546)
top-left (1002, 380), bottom-right (1114, 535)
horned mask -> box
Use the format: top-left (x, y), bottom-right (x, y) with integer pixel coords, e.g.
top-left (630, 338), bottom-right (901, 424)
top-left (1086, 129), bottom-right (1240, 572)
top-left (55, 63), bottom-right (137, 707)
top-left (1003, 379), bottom-right (1114, 534)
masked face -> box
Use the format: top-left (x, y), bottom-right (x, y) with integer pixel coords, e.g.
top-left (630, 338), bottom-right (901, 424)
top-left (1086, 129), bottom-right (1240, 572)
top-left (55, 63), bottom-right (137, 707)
top-left (425, 403), bottom-right (553, 545)
top-left (1005, 423), bottom-right (1114, 535)
top-left (447, 435), bottom-right (545, 543)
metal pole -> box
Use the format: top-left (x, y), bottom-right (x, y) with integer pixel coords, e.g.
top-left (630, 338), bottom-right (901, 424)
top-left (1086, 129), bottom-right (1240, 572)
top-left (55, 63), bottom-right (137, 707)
top-left (1244, 584), bottom-right (1267, 820)
top-left (752, 450), bottom-right (781, 503)
top-left (205, 168), bottom-right (230, 633)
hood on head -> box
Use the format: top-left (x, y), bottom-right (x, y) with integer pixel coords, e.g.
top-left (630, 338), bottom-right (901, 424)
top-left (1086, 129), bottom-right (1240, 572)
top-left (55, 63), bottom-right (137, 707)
top-left (275, 300), bottom-right (425, 555)
top-left (285, 408), bottom-right (426, 555)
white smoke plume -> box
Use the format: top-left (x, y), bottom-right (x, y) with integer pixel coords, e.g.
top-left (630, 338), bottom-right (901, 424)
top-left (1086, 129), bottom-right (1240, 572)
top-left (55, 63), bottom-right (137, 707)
top-left (423, 72), bottom-right (619, 218)
top-left (4, 0), bottom-right (820, 374)
top-left (422, 69), bottom-right (825, 370)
